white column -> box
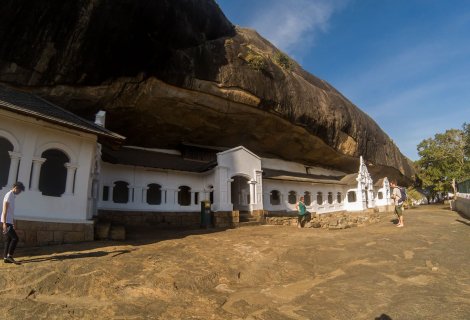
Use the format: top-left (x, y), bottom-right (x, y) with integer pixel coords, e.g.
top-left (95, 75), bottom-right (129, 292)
top-left (255, 170), bottom-right (263, 209)
top-left (142, 187), bottom-right (148, 204)
top-left (108, 186), bottom-right (114, 202)
top-left (7, 151), bottom-right (21, 187)
top-left (248, 180), bottom-right (256, 204)
top-left (64, 163), bottom-right (78, 195)
top-left (191, 191), bottom-right (196, 205)
top-left (132, 186), bottom-right (143, 204)
top-left (248, 180), bottom-right (257, 212)
top-left (128, 186), bottom-right (134, 203)
top-left (31, 157), bottom-right (46, 191)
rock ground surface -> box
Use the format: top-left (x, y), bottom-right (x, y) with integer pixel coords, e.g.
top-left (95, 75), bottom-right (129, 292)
top-left (1, 204), bottom-right (469, 319)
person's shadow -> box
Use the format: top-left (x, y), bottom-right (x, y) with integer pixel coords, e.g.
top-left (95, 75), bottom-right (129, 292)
top-left (375, 314), bottom-right (392, 320)
top-left (19, 249), bottom-right (132, 264)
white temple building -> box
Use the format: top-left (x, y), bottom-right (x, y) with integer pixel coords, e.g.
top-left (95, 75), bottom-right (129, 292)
top-left (0, 86), bottom-right (392, 246)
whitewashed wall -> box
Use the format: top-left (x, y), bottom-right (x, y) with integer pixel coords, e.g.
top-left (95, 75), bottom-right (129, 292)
top-left (0, 110), bottom-right (96, 222)
top-left (98, 162), bottom-right (215, 212)
top-left (262, 179), bottom-right (348, 214)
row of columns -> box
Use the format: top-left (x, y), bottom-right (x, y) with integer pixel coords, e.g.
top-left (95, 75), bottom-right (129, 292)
top-left (6, 151), bottom-right (78, 196)
top-left (103, 185), bottom-right (212, 206)
top-left (264, 192), bottom-right (344, 205)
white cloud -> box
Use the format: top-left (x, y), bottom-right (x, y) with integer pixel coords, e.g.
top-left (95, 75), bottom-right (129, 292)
top-left (246, 0), bottom-right (349, 58)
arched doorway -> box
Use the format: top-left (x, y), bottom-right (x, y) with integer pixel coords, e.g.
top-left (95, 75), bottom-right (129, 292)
top-left (231, 175), bottom-right (250, 211)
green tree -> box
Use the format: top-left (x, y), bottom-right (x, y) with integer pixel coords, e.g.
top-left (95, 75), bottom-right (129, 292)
top-left (415, 127), bottom-right (470, 199)
top-left (463, 122), bottom-right (470, 158)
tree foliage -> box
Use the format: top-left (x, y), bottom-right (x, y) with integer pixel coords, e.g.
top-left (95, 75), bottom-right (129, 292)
top-left (415, 125), bottom-right (470, 197)
top-left (273, 51), bottom-right (292, 70)
top-left (463, 122), bottom-right (470, 159)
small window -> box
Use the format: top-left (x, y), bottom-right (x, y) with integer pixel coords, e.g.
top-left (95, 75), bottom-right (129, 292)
top-left (147, 183), bottom-right (162, 205)
top-left (270, 190), bottom-right (281, 205)
top-left (378, 192), bottom-right (383, 200)
top-left (113, 181), bottom-right (129, 203)
top-left (317, 192), bottom-right (323, 205)
top-left (348, 191), bottom-right (357, 203)
top-left (304, 192), bottom-right (311, 205)
top-left (102, 186), bottom-right (109, 201)
top-left (288, 191), bottom-right (297, 204)
top-left (195, 192), bottom-right (199, 205)
top-left (178, 186), bottom-right (191, 206)
top-left (328, 192), bottom-right (333, 204)
top-left (337, 192), bottom-right (342, 204)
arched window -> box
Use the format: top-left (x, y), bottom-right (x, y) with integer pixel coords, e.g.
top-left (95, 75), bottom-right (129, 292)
top-left (378, 192), bottom-right (383, 200)
top-left (270, 190), bottom-right (281, 205)
top-left (39, 149), bottom-right (69, 197)
top-left (317, 192), bottom-right (323, 205)
top-left (348, 191), bottom-right (357, 202)
top-left (288, 191), bottom-right (297, 204)
top-left (0, 137), bottom-right (13, 188)
top-left (113, 181), bottom-right (129, 203)
top-left (147, 183), bottom-right (162, 205)
top-left (178, 186), bottom-right (191, 206)
top-left (328, 192), bottom-right (333, 204)
top-left (304, 191), bottom-right (311, 205)
top-left (337, 192), bottom-right (342, 203)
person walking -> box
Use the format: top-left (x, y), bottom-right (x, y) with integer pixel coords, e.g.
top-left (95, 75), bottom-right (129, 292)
top-left (295, 196), bottom-right (307, 228)
top-left (2, 181), bottom-right (25, 264)
top-left (390, 180), bottom-right (404, 227)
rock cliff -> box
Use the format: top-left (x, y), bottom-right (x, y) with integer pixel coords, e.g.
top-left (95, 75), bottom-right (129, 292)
top-left (0, 0), bottom-right (414, 182)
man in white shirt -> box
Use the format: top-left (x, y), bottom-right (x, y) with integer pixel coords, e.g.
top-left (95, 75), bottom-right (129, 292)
top-left (2, 181), bottom-right (25, 264)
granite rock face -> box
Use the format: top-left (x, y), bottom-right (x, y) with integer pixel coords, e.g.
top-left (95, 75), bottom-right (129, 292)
top-left (0, 0), bottom-right (414, 182)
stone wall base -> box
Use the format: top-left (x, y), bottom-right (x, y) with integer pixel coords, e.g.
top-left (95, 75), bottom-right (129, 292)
top-left (265, 210), bottom-right (384, 229)
top-left (0, 219), bottom-right (94, 247)
top-left (213, 211), bottom-right (239, 228)
top-left (98, 210), bottom-right (241, 230)
top-left (98, 210), bottom-right (201, 228)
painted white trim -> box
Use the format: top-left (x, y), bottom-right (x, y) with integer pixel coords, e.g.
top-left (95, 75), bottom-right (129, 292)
top-left (217, 145), bottom-right (261, 160)
top-left (0, 128), bottom-right (20, 151)
top-left (35, 141), bottom-right (77, 163)
top-left (15, 215), bottom-right (94, 224)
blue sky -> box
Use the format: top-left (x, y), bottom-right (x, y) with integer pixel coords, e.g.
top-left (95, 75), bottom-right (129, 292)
top-left (216, 0), bottom-right (470, 161)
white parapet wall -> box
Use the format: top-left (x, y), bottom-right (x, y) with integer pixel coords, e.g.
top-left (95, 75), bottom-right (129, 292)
top-left (263, 179), bottom-right (348, 214)
top-left (98, 162), bottom-right (215, 212)
top-left (455, 193), bottom-right (470, 219)
top-left (0, 109), bottom-right (96, 223)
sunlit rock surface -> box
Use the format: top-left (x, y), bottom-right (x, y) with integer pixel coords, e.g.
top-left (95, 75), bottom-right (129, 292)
top-left (0, 0), bottom-right (415, 182)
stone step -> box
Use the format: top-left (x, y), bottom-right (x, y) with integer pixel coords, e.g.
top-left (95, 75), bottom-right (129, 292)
top-left (238, 221), bottom-right (264, 227)
top-left (239, 213), bottom-right (261, 222)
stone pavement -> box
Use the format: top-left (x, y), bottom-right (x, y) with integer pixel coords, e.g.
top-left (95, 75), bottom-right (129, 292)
top-left (1, 204), bottom-right (469, 319)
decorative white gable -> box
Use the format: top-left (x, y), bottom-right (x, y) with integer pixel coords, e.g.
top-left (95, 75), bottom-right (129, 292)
top-left (344, 156), bottom-right (375, 211)
top-left (212, 146), bottom-right (263, 212)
